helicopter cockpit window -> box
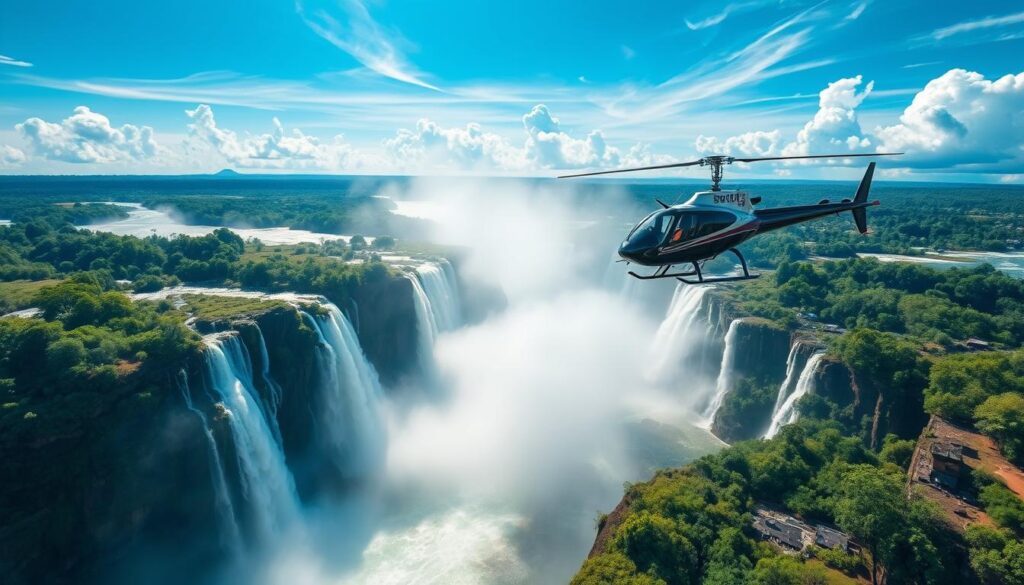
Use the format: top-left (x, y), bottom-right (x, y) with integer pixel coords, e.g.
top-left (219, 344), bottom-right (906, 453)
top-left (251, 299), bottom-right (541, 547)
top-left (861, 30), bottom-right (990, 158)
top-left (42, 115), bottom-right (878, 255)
top-left (625, 210), bottom-right (678, 249)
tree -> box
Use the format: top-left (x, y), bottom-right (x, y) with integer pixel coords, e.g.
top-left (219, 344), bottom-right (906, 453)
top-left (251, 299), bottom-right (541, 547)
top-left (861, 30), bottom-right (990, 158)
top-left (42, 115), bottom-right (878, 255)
top-left (834, 466), bottom-right (905, 585)
top-left (975, 393), bottom-right (1024, 463)
top-left (613, 512), bottom-right (698, 585)
top-left (46, 337), bottom-right (87, 372)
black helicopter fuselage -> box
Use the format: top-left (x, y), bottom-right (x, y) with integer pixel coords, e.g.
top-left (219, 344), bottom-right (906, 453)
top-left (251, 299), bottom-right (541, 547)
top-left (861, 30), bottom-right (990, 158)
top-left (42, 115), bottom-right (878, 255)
top-left (618, 198), bottom-right (879, 267)
top-left (561, 155), bottom-right (891, 285)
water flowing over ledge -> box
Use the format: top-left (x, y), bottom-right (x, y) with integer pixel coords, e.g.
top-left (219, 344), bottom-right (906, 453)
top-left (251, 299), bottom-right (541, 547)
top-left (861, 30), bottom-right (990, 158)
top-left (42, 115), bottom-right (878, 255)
top-left (765, 351), bottom-right (826, 439)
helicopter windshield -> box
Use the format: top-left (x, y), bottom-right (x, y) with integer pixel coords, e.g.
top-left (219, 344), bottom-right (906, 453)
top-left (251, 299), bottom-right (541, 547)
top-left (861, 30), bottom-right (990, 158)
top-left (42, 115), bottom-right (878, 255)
top-left (624, 210), bottom-right (678, 251)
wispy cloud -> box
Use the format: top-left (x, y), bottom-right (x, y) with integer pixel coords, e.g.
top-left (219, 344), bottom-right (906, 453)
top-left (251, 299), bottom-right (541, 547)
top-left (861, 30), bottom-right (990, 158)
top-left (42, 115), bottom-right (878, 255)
top-left (295, 0), bottom-right (440, 91)
top-left (845, 1), bottom-right (868, 21)
top-left (684, 0), bottom-right (768, 31)
top-left (0, 54), bottom-right (32, 68)
top-left (903, 61), bottom-right (942, 69)
top-left (620, 45), bottom-right (636, 60)
top-left (929, 10), bottom-right (1024, 40)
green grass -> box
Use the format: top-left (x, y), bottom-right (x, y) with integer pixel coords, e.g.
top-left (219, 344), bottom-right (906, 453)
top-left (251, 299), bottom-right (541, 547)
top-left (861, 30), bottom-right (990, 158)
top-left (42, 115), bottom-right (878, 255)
top-left (0, 279), bottom-right (61, 311)
top-left (180, 294), bottom-right (287, 321)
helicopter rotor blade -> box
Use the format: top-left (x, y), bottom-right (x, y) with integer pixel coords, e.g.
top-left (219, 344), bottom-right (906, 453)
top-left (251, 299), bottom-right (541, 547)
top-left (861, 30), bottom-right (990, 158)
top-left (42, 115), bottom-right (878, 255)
top-left (729, 152), bottom-right (903, 163)
top-left (556, 159), bottom-right (704, 179)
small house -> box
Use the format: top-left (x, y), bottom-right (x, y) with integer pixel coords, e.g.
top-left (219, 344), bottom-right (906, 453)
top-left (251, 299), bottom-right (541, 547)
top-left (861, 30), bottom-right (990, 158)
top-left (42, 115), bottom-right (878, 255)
top-left (814, 525), bottom-right (849, 552)
top-left (930, 442), bottom-right (964, 488)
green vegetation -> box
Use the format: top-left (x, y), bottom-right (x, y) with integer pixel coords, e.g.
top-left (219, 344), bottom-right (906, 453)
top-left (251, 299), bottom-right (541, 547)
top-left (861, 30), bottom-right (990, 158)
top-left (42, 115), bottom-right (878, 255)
top-left (0, 279), bottom-right (61, 313)
top-left (0, 279), bottom-right (200, 434)
top-left (0, 214), bottom-right (395, 310)
top-left (573, 421), bottom-right (952, 585)
top-left (923, 351), bottom-right (1024, 463)
top-left (180, 294), bottom-right (289, 321)
top-left (965, 525), bottom-right (1024, 585)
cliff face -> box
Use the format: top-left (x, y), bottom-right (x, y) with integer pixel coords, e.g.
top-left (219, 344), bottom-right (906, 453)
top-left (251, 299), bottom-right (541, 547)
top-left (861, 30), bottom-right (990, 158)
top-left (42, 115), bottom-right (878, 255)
top-left (351, 276), bottom-right (418, 387)
top-left (811, 358), bottom-right (928, 448)
top-left (711, 319), bottom-right (792, 443)
top-left (0, 357), bottom-right (224, 585)
top-left (0, 269), bottom-right (433, 584)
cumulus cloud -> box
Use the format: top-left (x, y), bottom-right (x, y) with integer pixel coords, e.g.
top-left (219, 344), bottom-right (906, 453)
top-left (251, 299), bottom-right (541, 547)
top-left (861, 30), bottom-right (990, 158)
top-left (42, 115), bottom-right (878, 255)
top-left (522, 105), bottom-right (674, 170)
top-left (15, 106), bottom-right (158, 163)
top-left (695, 130), bottom-right (781, 156)
top-left (874, 69), bottom-right (1024, 170)
top-left (384, 119), bottom-right (528, 172)
top-left (385, 105), bottom-right (674, 173)
top-left (1, 145), bottom-right (26, 166)
top-left (782, 75), bottom-right (873, 156)
top-left (185, 104), bottom-right (369, 170)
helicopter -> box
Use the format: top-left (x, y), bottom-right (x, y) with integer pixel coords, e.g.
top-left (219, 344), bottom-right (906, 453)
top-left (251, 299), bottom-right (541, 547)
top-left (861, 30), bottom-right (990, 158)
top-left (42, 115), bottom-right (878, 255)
top-left (559, 153), bottom-right (901, 284)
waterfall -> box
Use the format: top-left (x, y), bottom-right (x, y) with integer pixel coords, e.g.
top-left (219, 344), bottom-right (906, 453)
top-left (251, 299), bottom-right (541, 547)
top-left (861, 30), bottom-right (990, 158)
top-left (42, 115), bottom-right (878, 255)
top-left (768, 342), bottom-right (805, 423)
top-left (702, 319), bottom-right (740, 425)
top-left (300, 303), bottom-right (385, 477)
top-left (178, 371), bottom-right (243, 556)
top-left (647, 284), bottom-right (714, 385)
top-left (765, 352), bottom-right (826, 438)
top-left (416, 260), bottom-right (462, 334)
top-left (202, 333), bottom-right (302, 544)
top-left (408, 260), bottom-right (464, 381)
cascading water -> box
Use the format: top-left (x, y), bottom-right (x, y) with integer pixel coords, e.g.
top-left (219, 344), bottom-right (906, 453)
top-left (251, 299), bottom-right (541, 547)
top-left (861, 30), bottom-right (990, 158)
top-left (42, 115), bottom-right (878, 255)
top-left (702, 319), bottom-right (740, 425)
top-left (407, 260), bottom-right (464, 382)
top-left (647, 285), bottom-right (714, 385)
top-left (300, 303), bottom-right (385, 478)
top-left (177, 371), bottom-right (244, 557)
top-left (768, 342), bottom-right (805, 424)
top-left (417, 260), bottom-right (463, 334)
top-left (201, 333), bottom-right (302, 545)
top-left (764, 351), bottom-right (826, 438)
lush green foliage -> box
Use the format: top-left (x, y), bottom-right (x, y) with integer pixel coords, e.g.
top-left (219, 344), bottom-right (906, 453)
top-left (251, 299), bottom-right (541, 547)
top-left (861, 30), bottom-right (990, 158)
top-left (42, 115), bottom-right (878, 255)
top-left (966, 525), bottom-right (1024, 585)
top-left (573, 421), bottom-right (954, 585)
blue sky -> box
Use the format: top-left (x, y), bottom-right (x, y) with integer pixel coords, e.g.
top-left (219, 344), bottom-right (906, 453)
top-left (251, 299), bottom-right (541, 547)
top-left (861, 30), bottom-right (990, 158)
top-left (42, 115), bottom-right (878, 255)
top-left (1, 0), bottom-right (1022, 181)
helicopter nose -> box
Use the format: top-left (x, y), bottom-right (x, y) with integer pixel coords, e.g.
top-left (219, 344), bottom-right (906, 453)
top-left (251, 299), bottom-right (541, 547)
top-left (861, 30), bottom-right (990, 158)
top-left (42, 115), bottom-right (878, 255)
top-left (618, 240), bottom-right (651, 262)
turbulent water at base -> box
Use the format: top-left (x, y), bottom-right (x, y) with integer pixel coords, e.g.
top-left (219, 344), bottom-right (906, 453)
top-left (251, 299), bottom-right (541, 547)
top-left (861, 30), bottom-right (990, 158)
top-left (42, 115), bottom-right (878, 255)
top-left (702, 319), bottom-right (740, 424)
top-left (202, 334), bottom-right (303, 545)
top-left (300, 304), bottom-right (385, 478)
top-left (765, 352), bottom-right (826, 438)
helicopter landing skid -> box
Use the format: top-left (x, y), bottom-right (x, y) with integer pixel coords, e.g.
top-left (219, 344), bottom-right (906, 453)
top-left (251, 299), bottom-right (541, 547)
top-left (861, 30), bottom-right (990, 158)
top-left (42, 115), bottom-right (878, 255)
top-left (677, 248), bottom-right (760, 285)
top-left (627, 264), bottom-right (700, 280)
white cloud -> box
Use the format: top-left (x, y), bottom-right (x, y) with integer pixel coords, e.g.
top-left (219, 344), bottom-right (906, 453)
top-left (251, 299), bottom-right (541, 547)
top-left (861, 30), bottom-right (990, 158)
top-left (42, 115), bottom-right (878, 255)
top-left (782, 75), bottom-right (873, 156)
top-left (296, 0), bottom-right (439, 91)
top-left (15, 106), bottom-right (158, 163)
top-left (522, 104), bottom-right (672, 170)
top-left (874, 69), bottom-right (1024, 170)
top-left (1, 145), bottom-right (26, 166)
top-left (185, 104), bottom-right (371, 170)
top-left (384, 118), bottom-right (528, 172)
top-left (695, 130), bottom-right (781, 156)
top-left (930, 10), bottom-right (1024, 41)
top-left (383, 105), bottom-right (675, 173)
top-left (0, 54), bottom-right (32, 68)
top-left (845, 1), bottom-right (868, 21)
